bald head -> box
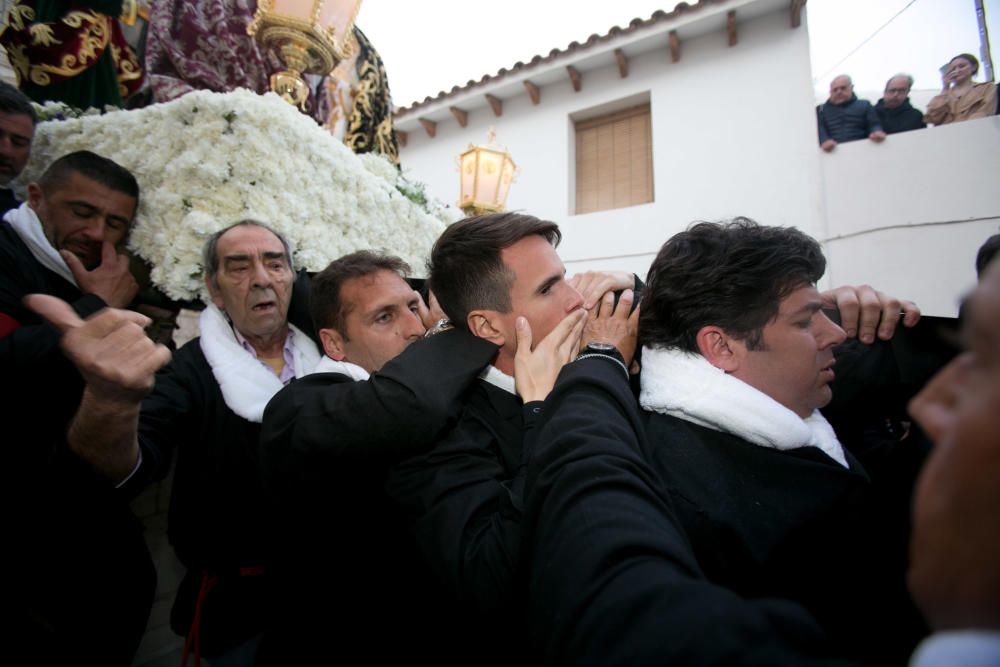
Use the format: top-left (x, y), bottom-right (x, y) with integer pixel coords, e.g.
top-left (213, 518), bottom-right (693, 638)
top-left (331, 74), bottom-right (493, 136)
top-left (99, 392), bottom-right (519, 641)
top-left (829, 75), bottom-right (853, 105)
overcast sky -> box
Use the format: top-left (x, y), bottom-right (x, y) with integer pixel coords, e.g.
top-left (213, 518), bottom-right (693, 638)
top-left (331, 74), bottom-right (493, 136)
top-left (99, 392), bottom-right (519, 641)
top-left (355, 0), bottom-right (999, 108)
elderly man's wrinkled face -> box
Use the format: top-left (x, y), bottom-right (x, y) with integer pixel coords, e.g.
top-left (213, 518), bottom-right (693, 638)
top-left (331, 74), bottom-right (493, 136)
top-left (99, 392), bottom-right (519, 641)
top-left (829, 76), bottom-right (853, 105)
top-left (883, 76), bottom-right (911, 110)
top-left (207, 224), bottom-right (293, 349)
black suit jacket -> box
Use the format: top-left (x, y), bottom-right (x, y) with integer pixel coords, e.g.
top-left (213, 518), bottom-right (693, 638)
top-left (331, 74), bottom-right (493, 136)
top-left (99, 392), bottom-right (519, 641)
top-left (257, 329), bottom-right (498, 664)
top-left (523, 358), bottom-right (858, 667)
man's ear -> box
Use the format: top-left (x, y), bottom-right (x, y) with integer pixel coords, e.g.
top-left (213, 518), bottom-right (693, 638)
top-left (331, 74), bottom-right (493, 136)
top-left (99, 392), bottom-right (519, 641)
top-left (319, 328), bottom-right (347, 361)
top-left (26, 182), bottom-right (42, 210)
top-left (695, 325), bottom-right (743, 373)
top-left (467, 309), bottom-right (505, 347)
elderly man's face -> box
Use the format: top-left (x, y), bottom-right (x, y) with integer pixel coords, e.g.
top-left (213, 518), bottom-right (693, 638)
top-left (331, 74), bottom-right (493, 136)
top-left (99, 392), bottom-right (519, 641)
top-left (907, 261), bottom-right (1000, 629)
top-left (883, 76), bottom-right (911, 110)
top-left (207, 224), bottom-right (293, 350)
top-left (829, 76), bottom-right (853, 105)
top-left (323, 269), bottom-right (426, 373)
top-left (730, 285), bottom-right (847, 419)
top-left (0, 111), bottom-right (33, 186)
top-left (27, 171), bottom-right (135, 270)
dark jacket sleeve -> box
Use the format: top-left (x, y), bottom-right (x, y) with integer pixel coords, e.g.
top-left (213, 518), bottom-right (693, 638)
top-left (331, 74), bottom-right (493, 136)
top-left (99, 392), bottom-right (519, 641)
top-left (523, 357), bottom-right (858, 667)
top-left (386, 394), bottom-right (539, 614)
top-left (0, 291), bottom-right (106, 372)
top-left (817, 104), bottom-right (831, 143)
top-left (260, 329), bottom-right (497, 494)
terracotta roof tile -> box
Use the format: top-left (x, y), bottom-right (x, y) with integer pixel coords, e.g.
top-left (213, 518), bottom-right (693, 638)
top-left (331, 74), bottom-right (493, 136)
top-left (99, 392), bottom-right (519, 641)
top-left (394, 0), bottom-right (731, 117)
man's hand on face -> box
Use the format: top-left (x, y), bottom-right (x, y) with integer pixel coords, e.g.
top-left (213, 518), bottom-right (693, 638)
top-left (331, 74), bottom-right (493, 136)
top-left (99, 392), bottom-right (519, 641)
top-left (821, 284), bottom-right (920, 344)
top-left (24, 293), bottom-right (172, 406)
top-left (415, 288), bottom-right (447, 330)
top-left (61, 240), bottom-right (138, 309)
top-left (513, 309), bottom-right (586, 403)
top-left (581, 288), bottom-right (640, 367)
top-left (568, 270), bottom-right (635, 311)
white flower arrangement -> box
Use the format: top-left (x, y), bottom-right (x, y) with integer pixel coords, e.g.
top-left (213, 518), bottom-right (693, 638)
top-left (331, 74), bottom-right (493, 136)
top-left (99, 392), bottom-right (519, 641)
top-left (18, 89), bottom-right (457, 302)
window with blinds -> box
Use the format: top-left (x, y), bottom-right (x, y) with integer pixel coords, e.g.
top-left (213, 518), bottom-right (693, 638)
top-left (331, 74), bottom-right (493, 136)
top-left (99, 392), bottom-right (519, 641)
top-left (574, 104), bottom-right (654, 215)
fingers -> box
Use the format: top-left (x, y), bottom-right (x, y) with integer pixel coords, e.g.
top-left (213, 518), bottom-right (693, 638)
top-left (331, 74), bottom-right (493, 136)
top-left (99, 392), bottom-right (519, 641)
top-left (570, 271), bottom-right (634, 310)
top-left (873, 291), bottom-right (903, 341)
top-left (514, 316), bottom-right (533, 357)
top-left (901, 300), bottom-right (921, 328)
top-left (60, 249), bottom-right (88, 281)
top-left (548, 309), bottom-right (587, 348)
top-left (101, 239), bottom-right (118, 266)
top-left (413, 290), bottom-right (433, 329)
top-left (24, 293), bottom-right (86, 332)
top-left (561, 311), bottom-right (587, 363)
top-left (615, 290), bottom-right (635, 320)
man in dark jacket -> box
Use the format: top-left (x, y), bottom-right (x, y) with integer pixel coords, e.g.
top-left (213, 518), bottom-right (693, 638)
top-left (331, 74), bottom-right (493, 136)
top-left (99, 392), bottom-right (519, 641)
top-left (817, 74), bottom-right (886, 152)
top-left (875, 74), bottom-right (927, 134)
top-left (629, 219), bottom-right (927, 666)
top-left (257, 250), bottom-right (498, 664)
top-left (2, 150), bottom-right (153, 665)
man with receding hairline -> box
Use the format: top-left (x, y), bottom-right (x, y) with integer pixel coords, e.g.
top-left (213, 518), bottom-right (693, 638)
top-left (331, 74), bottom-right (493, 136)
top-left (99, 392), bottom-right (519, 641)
top-left (257, 249), bottom-right (500, 664)
top-left (1, 149), bottom-right (151, 665)
top-left (817, 74), bottom-right (886, 151)
top-left (875, 74), bottom-right (927, 134)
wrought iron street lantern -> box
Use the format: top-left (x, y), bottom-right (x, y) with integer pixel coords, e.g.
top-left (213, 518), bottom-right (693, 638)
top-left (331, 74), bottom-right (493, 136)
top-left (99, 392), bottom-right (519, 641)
top-left (458, 128), bottom-right (518, 217)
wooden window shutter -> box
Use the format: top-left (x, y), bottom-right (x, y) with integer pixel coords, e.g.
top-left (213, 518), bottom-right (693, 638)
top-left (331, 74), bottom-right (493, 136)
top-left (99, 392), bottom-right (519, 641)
top-left (575, 104), bottom-right (653, 214)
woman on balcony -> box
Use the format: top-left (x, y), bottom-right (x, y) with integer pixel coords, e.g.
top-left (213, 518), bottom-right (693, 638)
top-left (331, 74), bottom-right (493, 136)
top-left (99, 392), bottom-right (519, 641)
top-left (925, 53), bottom-right (998, 126)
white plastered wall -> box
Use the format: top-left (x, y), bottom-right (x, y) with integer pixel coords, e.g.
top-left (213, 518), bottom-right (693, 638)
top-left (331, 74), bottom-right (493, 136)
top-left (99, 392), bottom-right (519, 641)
top-left (397, 7), bottom-right (821, 281)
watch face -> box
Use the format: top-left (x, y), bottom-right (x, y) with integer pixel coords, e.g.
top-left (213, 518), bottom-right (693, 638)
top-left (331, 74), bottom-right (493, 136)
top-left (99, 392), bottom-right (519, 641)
top-left (587, 342), bottom-right (616, 352)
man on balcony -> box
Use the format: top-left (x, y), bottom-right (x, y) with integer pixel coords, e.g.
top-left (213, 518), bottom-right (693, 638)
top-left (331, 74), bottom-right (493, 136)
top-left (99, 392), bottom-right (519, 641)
top-left (817, 75), bottom-right (887, 152)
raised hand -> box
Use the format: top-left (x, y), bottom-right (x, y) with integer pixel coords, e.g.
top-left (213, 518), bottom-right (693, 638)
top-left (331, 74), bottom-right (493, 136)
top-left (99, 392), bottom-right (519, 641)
top-left (821, 284), bottom-right (920, 344)
top-left (581, 288), bottom-right (640, 366)
top-left (25, 293), bottom-right (170, 405)
top-left (568, 270), bottom-right (635, 311)
top-left (513, 309), bottom-right (586, 403)
top-left (61, 240), bottom-right (138, 308)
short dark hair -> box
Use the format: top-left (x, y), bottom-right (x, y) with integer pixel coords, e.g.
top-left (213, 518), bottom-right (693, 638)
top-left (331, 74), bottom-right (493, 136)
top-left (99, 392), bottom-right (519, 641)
top-left (951, 53), bottom-right (980, 76)
top-left (639, 218), bottom-right (826, 352)
top-left (428, 212), bottom-right (561, 331)
top-left (38, 150), bottom-right (138, 201)
top-left (976, 233), bottom-right (1000, 278)
top-left (310, 250), bottom-right (411, 336)
top-left (202, 220), bottom-right (295, 288)
top-left (0, 82), bottom-right (37, 125)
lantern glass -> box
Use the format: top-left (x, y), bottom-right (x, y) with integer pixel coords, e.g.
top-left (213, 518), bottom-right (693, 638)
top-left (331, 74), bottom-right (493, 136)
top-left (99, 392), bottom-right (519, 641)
top-left (271, 0), bottom-right (314, 20)
top-left (320, 0), bottom-right (361, 44)
top-left (460, 150), bottom-right (478, 206)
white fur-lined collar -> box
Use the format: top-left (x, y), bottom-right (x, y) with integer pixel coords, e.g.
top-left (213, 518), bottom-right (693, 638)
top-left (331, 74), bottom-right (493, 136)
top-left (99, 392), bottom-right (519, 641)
top-left (639, 346), bottom-right (848, 468)
top-left (312, 355), bottom-right (370, 381)
top-left (199, 304), bottom-right (321, 422)
top-left (5, 203), bottom-right (77, 287)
